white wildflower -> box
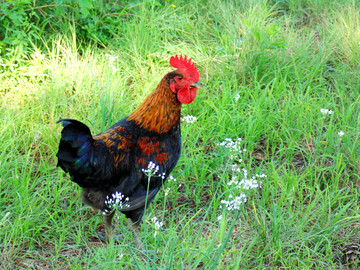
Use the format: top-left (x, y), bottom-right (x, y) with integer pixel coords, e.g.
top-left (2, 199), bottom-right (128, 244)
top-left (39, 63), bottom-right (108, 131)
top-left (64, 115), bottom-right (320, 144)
top-left (181, 115), bottom-right (197, 124)
top-left (256, 173), bottom-right (267, 178)
top-left (141, 161), bottom-right (169, 181)
top-left (151, 216), bottom-right (164, 237)
top-left (105, 53), bottom-right (118, 63)
top-left (231, 164), bottom-right (241, 173)
top-left (220, 194), bottom-right (247, 210)
top-left (338, 130), bottom-right (344, 137)
top-left (217, 215), bottom-right (223, 221)
top-left (142, 161), bottom-right (160, 176)
top-left (221, 163), bottom-right (264, 211)
top-left (227, 165), bottom-right (263, 190)
top-left (320, 108), bottom-right (333, 115)
top-left (112, 66), bottom-right (119, 73)
top-left (105, 53), bottom-right (119, 74)
top-left (103, 191), bottom-right (130, 214)
top-left (217, 137), bottom-right (265, 213)
top-left (164, 187), bottom-right (171, 196)
top-left (217, 137), bottom-right (245, 155)
top-left (235, 94), bottom-right (240, 102)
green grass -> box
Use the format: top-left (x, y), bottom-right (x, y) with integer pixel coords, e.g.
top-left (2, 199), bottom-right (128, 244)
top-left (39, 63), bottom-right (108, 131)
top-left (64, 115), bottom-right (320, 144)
top-left (1, 0), bottom-right (360, 269)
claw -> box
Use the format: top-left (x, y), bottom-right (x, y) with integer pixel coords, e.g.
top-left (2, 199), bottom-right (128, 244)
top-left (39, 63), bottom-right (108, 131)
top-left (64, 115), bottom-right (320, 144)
top-left (94, 231), bottom-right (106, 241)
top-left (94, 231), bottom-right (123, 242)
top-left (113, 234), bottom-right (123, 242)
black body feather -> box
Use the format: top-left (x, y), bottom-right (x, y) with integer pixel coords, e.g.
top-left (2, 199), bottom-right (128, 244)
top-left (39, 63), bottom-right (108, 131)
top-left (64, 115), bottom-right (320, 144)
top-left (56, 117), bottom-right (181, 223)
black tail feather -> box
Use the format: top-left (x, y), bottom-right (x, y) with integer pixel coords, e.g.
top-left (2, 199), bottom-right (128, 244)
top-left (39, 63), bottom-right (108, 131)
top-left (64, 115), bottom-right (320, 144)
top-left (56, 119), bottom-right (95, 185)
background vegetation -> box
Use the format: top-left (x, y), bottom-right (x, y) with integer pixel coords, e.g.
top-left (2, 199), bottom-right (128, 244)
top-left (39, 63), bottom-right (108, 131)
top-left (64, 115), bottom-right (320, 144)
top-left (1, 0), bottom-right (359, 268)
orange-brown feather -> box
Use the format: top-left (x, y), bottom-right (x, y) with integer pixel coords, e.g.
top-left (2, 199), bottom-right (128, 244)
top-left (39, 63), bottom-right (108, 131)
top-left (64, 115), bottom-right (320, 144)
top-left (127, 77), bottom-right (181, 133)
top-left (137, 137), bottom-right (161, 156)
top-left (114, 153), bottom-right (125, 167)
top-left (136, 157), bottom-right (146, 167)
top-left (93, 126), bottom-right (133, 151)
top-left (117, 139), bottom-right (127, 150)
top-left (155, 152), bottom-right (169, 163)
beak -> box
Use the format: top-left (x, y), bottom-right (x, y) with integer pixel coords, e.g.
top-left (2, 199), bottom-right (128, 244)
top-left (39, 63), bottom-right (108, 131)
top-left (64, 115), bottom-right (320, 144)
top-left (190, 82), bottom-right (202, 89)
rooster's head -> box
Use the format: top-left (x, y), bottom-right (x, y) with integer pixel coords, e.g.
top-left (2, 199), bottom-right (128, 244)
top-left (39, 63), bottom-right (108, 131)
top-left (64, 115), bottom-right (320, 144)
top-left (169, 54), bottom-right (201, 104)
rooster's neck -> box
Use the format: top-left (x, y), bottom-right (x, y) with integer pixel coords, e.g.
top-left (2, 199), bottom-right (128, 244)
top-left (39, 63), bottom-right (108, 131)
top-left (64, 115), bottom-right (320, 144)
top-left (127, 78), bottom-right (182, 133)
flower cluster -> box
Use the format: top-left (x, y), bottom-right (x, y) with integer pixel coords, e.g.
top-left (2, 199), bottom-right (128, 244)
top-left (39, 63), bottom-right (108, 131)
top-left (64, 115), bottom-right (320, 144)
top-left (181, 115), bottom-right (197, 124)
top-left (235, 94), bottom-right (240, 102)
top-left (164, 187), bottom-right (171, 196)
top-left (105, 53), bottom-right (119, 74)
top-left (217, 137), bottom-right (246, 156)
top-left (151, 216), bottom-right (164, 237)
top-left (220, 166), bottom-right (265, 211)
top-left (227, 166), bottom-right (265, 190)
top-left (103, 191), bottom-right (130, 215)
top-left (142, 161), bottom-right (159, 175)
top-left (320, 108), bottom-right (333, 115)
top-left (319, 108), bottom-right (345, 138)
top-left (141, 161), bottom-right (166, 180)
top-left (220, 194), bottom-right (247, 210)
top-left (168, 175), bottom-right (182, 188)
top-left (217, 137), bottom-right (265, 212)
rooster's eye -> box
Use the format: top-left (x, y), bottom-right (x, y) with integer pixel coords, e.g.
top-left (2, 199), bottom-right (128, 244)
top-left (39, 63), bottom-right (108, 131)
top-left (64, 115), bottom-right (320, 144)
top-left (177, 76), bottom-right (183, 81)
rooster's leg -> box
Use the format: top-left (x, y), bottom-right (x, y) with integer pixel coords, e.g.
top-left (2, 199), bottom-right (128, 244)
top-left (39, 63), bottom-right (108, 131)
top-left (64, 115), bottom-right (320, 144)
top-left (104, 211), bottom-right (115, 242)
top-left (96, 212), bottom-right (123, 242)
top-left (95, 211), bottom-right (116, 241)
top-left (128, 219), bottom-right (145, 250)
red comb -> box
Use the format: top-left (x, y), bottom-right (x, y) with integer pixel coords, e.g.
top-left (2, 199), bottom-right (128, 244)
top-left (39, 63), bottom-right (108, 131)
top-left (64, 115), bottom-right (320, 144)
top-left (169, 54), bottom-right (199, 81)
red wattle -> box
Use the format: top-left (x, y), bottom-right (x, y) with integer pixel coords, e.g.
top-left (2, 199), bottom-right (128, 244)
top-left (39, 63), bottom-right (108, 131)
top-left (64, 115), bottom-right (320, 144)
top-left (177, 87), bottom-right (197, 104)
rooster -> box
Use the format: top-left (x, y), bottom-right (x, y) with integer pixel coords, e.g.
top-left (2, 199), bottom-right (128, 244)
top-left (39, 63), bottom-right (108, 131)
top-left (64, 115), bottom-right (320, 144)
top-left (56, 55), bottom-right (200, 246)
